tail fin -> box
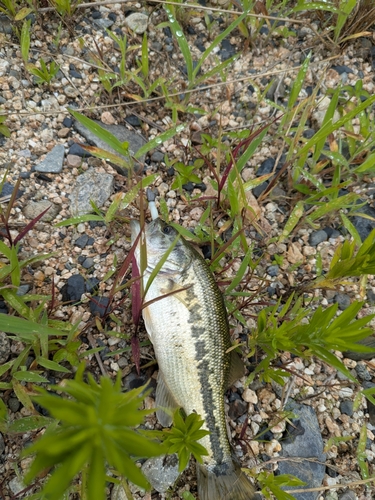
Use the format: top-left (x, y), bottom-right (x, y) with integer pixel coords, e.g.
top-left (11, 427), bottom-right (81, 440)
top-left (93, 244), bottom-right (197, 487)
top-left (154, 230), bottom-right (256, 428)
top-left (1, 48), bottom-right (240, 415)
top-left (196, 462), bottom-right (255, 500)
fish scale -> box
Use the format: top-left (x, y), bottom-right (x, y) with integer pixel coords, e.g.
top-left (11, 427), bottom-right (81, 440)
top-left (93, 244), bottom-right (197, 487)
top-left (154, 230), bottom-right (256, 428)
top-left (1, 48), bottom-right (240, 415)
top-left (131, 218), bottom-right (255, 500)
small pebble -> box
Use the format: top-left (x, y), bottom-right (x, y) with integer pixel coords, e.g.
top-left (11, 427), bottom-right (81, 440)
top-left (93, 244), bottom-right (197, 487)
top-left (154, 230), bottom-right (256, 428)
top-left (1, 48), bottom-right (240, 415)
top-left (355, 363), bottom-right (372, 381)
top-left (8, 397), bottom-right (21, 413)
top-left (340, 400), bottom-right (354, 417)
top-left (267, 265), bottom-right (279, 277)
top-left (0, 331), bottom-right (10, 364)
top-left (334, 293), bottom-right (351, 310)
top-left (309, 229), bottom-right (328, 246)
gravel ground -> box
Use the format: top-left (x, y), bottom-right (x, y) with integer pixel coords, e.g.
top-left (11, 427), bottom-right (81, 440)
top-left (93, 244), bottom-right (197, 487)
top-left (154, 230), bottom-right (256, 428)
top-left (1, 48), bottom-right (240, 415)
top-left (1, 2), bottom-right (375, 499)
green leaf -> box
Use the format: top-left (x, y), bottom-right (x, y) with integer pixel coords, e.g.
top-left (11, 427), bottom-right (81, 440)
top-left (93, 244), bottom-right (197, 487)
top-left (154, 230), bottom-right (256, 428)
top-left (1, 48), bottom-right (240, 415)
top-left (134, 124), bottom-right (185, 159)
top-left (0, 359), bottom-right (14, 377)
top-left (1, 289), bottom-right (32, 320)
top-left (79, 145), bottom-right (131, 170)
top-left (288, 52), bottom-right (311, 110)
top-left (120, 174), bottom-right (158, 210)
top-left (13, 371), bottom-right (49, 383)
top-left (340, 213), bottom-right (362, 246)
top-left (163, 6), bottom-right (193, 83)
top-left (69, 109), bottom-right (130, 158)
top-left (354, 152), bottom-right (375, 174)
top-left (8, 416), bottom-right (54, 433)
top-left (0, 315), bottom-right (69, 338)
top-left (36, 357), bottom-right (71, 373)
top-left (192, 10), bottom-right (247, 80)
top-left (87, 447), bottom-right (106, 500)
top-left (178, 446), bottom-right (190, 472)
top-left (55, 214), bottom-right (105, 227)
top-left (0, 397), bottom-right (7, 421)
top-left (298, 92), bottom-right (375, 164)
top-left (278, 201), bottom-right (304, 242)
top-left (12, 379), bottom-right (35, 411)
top-left (307, 193), bottom-right (359, 223)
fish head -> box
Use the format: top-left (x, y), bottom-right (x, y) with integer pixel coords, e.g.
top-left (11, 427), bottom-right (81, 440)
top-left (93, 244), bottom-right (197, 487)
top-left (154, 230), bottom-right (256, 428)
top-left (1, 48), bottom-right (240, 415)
top-left (130, 218), bottom-right (192, 275)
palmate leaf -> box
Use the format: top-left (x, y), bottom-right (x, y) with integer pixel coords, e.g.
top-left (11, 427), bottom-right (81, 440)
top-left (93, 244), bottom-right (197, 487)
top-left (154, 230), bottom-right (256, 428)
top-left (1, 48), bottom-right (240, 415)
top-left (23, 366), bottom-right (165, 498)
top-left (163, 409), bottom-right (209, 471)
top-left (42, 443), bottom-right (92, 500)
top-left (87, 447), bottom-right (106, 500)
top-left (324, 229), bottom-right (375, 279)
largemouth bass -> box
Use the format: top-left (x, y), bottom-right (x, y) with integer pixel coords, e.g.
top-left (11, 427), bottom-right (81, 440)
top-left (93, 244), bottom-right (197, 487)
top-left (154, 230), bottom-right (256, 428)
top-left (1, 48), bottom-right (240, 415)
top-left (131, 218), bottom-right (255, 500)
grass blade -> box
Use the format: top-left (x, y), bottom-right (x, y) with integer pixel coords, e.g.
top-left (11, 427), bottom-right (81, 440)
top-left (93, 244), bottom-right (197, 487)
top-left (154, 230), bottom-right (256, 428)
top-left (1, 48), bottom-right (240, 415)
top-left (134, 125), bottom-right (185, 159)
top-left (164, 6), bottom-right (193, 83)
top-left (69, 109), bottom-right (129, 158)
top-left (193, 11), bottom-right (248, 79)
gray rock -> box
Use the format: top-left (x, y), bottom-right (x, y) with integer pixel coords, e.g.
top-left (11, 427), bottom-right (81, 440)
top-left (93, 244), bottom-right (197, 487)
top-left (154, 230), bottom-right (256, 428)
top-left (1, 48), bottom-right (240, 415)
top-left (16, 285), bottom-right (30, 296)
top-left (23, 200), bottom-right (61, 222)
top-left (69, 142), bottom-right (91, 157)
top-left (61, 274), bottom-right (86, 303)
top-left (64, 85), bottom-right (79, 98)
top-left (0, 331), bottom-right (10, 364)
top-left (334, 293), bottom-right (351, 310)
top-left (228, 398), bottom-right (248, 420)
top-left (266, 78), bottom-right (285, 101)
top-left (69, 69), bottom-right (82, 79)
top-left (111, 484), bottom-right (127, 500)
top-left (355, 363), bottom-right (372, 381)
top-left (332, 65), bottom-right (354, 75)
top-left (279, 400), bottom-right (326, 500)
top-left (62, 46), bottom-right (75, 56)
top-left (35, 144), bottom-right (65, 173)
top-left (0, 14), bottom-right (12, 34)
top-left (125, 115), bottom-right (141, 127)
top-left (125, 12), bottom-right (148, 34)
top-left (141, 454), bottom-right (180, 492)
top-left (339, 400), bottom-right (353, 417)
top-left (8, 476), bottom-right (25, 495)
top-left (75, 234), bottom-right (90, 248)
top-left (352, 203), bottom-right (375, 241)
top-left (267, 265), bottom-right (279, 277)
top-left (89, 296), bottom-right (110, 317)
top-left (93, 18), bottom-right (114, 30)
top-left (253, 181), bottom-right (268, 198)
top-left (0, 182), bottom-right (24, 199)
top-left (8, 397), bottom-right (20, 413)
top-left (338, 491), bottom-right (356, 500)
top-left (343, 335), bottom-right (375, 361)
top-left (69, 167), bottom-right (114, 216)
top-left (367, 289), bottom-right (375, 305)
top-left (257, 157), bottom-right (276, 176)
top-left (82, 257), bottom-right (94, 269)
top-left (86, 277), bottom-right (100, 293)
top-left (17, 149), bottom-right (31, 158)
top-left (73, 120), bottom-right (146, 175)
top-left (309, 229), bottom-right (328, 246)
top-left (150, 151), bottom-right (164, 163)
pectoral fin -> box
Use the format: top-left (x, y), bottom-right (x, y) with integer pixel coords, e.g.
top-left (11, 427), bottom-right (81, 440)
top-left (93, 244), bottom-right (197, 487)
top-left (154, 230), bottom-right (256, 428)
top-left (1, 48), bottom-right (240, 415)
top-left (160, 279), bottom-right (191, 308)
top-left (227, 351), bottom-right (245, 388)
top-left (155, 372), bottom-right (179, 427)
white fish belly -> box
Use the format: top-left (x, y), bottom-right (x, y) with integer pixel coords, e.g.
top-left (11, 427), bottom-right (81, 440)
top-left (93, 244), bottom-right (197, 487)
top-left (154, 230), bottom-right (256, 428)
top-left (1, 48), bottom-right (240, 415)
top-left (143, 283), bottom-right (206, 418)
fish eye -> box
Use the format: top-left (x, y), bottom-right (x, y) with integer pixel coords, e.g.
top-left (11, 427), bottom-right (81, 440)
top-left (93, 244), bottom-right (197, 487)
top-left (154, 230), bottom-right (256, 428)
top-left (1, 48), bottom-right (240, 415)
top-left (162, 225), bottom-right (173, 235)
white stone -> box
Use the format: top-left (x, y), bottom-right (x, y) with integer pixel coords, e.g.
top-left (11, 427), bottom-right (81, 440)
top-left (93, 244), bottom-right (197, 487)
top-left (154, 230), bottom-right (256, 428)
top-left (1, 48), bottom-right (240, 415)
top-left (242, 388), bottom-right (258, 404)
top-left (125, 12), bottom-right (148, 34)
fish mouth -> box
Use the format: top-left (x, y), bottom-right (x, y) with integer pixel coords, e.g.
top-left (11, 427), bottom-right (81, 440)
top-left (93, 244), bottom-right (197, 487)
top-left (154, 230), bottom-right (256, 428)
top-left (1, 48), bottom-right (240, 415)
top-left (130, 218), bottom-right (163, 246)
top-left (130, 220), bottom-right (141, 244)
